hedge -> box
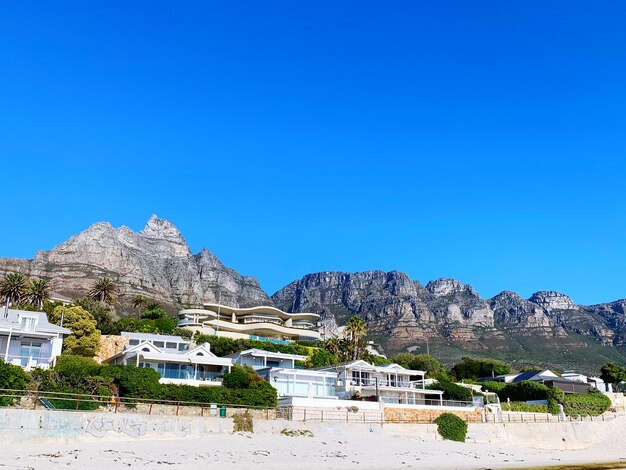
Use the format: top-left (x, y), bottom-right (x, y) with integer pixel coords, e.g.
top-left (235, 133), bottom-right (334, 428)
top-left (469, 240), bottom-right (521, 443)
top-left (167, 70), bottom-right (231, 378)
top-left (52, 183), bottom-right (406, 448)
top-left (499, 381), bottom-right (549, 402)
top-left (193, 335), bottom-right (309, 357)
top-left (501, 402), bottom-right (548, 413)
top-left (0, 360), bottom-right (30, 406)
top-left (429, 380), bottom-right (473, 402)
top-left (434, 413), bottom-right (467, 442)
top-left (562, 390), bottom-right (611, 417)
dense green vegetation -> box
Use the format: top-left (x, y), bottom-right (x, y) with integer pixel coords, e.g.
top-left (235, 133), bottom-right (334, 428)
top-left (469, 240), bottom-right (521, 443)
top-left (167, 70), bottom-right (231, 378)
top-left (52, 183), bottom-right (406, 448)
top-left (501, 402), bottom-right (549, 413)
top-left (562, 389), bottom-right (611, 416)
top-left (0, 360), bottom-right (30, 406)
top-left (449, 357), bottom-right (512, 381)
top-left (434, 413), bottom-right (467, 442)
top-left (391, 353), bottom-right (444, 378)
top-left (29, 356), bottom-right (277, 409)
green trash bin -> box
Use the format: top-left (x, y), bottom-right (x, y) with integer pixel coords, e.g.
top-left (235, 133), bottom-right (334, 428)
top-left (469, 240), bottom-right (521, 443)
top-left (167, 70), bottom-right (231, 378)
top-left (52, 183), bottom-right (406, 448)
top-left (219, 405), bottom-right (227, 418)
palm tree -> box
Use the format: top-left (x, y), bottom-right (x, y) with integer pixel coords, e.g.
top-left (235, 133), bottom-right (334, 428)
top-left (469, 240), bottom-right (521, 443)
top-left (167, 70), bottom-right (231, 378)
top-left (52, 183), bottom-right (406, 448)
top-left (144, 300), bottom-right (161, 311)
top-left (132, 295), bottom-right (146, 318)
top-left (0, 272), bottom-right (27, 307)
top-left (25, 278), bottom-right (50, 310)
top-left (88, 277), bottom-right (117, 304)
top-left (344, 316), bottom-right (368, 361)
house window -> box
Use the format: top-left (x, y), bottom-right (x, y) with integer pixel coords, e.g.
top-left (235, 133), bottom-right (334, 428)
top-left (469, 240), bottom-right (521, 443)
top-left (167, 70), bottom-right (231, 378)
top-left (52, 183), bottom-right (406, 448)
top-left (129, 339), bottom-right (140, 346)
top-left (351, 371), bottom-right (370, 385)
top-left (153, 341), bottom-right (164, 348)
top-left (19, 316), bottom-right (38, 333)
top-left (165, 342), bottom-right (177, 349)
top-left (178, 343), bottom-right (189, 351)
top-left (19, 341), bottom-right (41, 366)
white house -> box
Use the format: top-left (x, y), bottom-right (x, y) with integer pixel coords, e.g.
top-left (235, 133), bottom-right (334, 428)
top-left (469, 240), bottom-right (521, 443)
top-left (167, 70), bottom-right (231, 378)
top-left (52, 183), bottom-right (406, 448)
top-left (226, 348), bottom-right (307, 370)
top-left (317, 360), bottom-right (447, 406)
top-left (0, 308), bottom-right (71, 370)
top-left (103, 332), bottom-right (232, 387)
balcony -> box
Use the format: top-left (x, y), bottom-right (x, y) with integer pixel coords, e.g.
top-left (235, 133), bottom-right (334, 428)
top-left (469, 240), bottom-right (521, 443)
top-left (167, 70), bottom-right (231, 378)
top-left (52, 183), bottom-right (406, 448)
top-left (5, 354), bottom-right (53, 370)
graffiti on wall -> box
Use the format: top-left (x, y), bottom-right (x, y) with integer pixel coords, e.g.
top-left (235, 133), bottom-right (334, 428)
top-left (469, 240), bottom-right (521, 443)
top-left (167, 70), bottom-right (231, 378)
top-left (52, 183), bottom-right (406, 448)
top-left (84, 416), bottom-right (191, 438)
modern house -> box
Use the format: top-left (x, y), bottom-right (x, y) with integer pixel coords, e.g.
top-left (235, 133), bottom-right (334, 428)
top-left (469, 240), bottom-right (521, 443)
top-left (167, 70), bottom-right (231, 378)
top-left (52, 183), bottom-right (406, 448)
top-left (227, 348), bottom-right (307, 370)
top-left (177, 304), bottom-right (321, 343)
top-left (103, 332), bottom-right (232, 387)
top-left (224, 347), bottom-right (339, 400)
top-left (0, 308), bottom-right (71, 370)
top-left (318, 360), bottom-right (447, 406)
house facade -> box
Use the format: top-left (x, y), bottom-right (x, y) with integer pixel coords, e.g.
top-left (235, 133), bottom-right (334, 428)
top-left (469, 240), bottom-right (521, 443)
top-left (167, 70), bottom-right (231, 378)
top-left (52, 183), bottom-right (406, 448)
top-left (103, 332), bottom-right (232, 387)
top-left (317, 360), bottom-right (447, 406)
top-left (0, 308), bottom-right (71, 370)
top-left (177, 304), bottom-right (321, 343)
top-left (227, 348), bottom-right (307, 370)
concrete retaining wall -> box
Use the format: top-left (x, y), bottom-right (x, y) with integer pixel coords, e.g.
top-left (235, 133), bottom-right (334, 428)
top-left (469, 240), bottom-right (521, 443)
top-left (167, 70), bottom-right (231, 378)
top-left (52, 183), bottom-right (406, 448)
top-left (0, 407), bottom-right (619, 451)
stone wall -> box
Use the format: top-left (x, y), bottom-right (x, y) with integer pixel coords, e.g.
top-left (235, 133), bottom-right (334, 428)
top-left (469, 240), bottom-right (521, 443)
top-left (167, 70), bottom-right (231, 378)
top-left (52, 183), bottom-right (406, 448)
top-left (384, 406), bottom-right (483, 423)
top-left (96, 335), bottom-right (129, 363)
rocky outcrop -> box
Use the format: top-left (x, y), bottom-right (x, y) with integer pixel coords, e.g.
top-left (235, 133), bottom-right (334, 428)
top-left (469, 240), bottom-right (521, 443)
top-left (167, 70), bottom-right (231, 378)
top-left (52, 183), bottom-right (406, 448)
top-left (529, 291), bottom-right (577, 311)
top-left (0, 215), bottom-right (271, 310)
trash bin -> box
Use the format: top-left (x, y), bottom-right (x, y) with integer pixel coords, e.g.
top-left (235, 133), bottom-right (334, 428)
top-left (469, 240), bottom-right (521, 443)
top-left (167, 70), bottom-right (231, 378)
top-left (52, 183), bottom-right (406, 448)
top-left (219, 405), bottom-right (227, 418)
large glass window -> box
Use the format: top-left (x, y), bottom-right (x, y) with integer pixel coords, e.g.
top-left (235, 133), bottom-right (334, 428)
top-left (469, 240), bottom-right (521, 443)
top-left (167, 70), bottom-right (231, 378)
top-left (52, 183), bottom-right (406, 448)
top-left (19, 341), bottom-right (41, 366)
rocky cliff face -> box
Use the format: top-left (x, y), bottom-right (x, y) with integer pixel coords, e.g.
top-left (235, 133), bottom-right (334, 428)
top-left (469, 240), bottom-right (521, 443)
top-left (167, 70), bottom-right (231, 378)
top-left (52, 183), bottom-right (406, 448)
top-left (272, 270), bottom-right (626, 369)
top-left (0, 215), bottom-right (271, 310)
top-left (2, 216), bottom-right (626, 371)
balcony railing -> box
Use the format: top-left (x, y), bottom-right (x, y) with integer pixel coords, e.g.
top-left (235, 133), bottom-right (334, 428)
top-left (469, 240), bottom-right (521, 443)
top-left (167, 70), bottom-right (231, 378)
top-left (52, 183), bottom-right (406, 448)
top-left (4, 354), bottom-right (52, 369)
top-left (381, 396), bottom-right (474, 408)
top-left (349, 377), bottom-right (416, 389)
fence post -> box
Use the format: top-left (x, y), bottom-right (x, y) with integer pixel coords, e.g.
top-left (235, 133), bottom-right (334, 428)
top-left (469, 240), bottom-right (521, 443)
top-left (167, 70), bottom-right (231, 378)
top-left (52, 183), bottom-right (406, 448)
top-left (75, 395), bottom-right (81, 411)
top-left (363, 413), bottom-right (366, 423)
top-left (33, 391), bottom-right (39, 409)
top-left (115, 401), bottom-right (119, 414)
top-left (321, 410), bottom-right (324, 422)
top-left (380, 411), bottom-right (384, 424)
top-left (346, 410), bottom-right (349, 423)
top-left (303, 409), bottom-right (307, 422)
top-left (266, 408), bottom-right (269, 420)
top-left (149, 403), bottom-right (153, 415)
top-left (176, 402), bottom-right (180, 416)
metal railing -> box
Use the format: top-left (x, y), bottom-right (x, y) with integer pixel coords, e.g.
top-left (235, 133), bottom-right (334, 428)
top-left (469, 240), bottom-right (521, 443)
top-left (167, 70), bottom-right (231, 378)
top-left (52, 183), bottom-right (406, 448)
top-left (0, 388), bottom-right (274, 417)
top-left (484, 412), bottom-right (617, 424)
top-left (381, 396), bottom-right (475, 408)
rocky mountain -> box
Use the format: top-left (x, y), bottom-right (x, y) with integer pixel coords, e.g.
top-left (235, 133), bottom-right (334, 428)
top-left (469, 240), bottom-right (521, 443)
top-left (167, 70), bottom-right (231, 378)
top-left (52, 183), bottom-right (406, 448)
top-left (2, 216), bottom-right (625, 372)
top-left (0, 215), bottom-right (271, 310)
top-left (273, 271), bottom-right (626, 372)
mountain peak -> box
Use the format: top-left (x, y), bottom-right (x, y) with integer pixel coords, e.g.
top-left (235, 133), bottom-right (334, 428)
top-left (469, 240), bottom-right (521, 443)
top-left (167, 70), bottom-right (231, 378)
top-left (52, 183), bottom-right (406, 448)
top-left (529, 291), bottom-right (576, 310)
top-left (141, 215), bottom-right (186, 243)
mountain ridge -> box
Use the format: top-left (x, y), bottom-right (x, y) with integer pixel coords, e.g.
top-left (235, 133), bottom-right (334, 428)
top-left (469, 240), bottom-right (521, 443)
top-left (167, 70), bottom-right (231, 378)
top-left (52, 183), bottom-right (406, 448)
top-left (2, 216), bottom-right (625, 372)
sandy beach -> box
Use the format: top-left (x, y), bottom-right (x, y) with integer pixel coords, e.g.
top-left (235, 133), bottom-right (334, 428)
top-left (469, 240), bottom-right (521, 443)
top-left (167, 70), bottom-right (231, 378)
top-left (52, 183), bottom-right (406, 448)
top-left (2, 422), bottom-right (626, 470)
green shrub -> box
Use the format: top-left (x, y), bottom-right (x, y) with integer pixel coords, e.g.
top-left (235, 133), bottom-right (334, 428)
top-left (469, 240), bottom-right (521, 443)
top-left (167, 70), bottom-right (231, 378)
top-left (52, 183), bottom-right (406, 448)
top-left (434, 413), bottom-right (467, 442)
top-left (0, 359), bottom-right (29, 406)
top-left (501, 402), bottom-right (549, 413)
top-left (100, 365), bottom-right (163, 400)
top-left (429, 379), bottom-right (473, 402)
top-left (306, 348), bottom-right (336, 368)
top-left (222, 365), bottom-right (253, 389)
top-left (499, 381), bottom-right (550, 402)
top-left (54, 355), bottom-right (101, 382)
top-left (480, 381), bottom-right (506, 394)
top-left (562, 389), bottom-right (611, 417)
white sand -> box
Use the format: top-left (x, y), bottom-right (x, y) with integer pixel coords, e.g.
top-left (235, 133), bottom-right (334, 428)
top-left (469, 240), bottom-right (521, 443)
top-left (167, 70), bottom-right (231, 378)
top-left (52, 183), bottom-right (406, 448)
top-left (2, 427), bottom-right (626, 470)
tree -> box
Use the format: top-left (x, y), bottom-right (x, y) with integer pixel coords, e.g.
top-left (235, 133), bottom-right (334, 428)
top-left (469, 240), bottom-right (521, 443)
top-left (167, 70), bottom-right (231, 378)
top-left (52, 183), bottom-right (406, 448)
top-left (132, 295), bottom-right (146, 318)
top-left (88, 277), bottom-right (117, 304)
top-left (141, 307), bottom-right (168, 320)
top-left (344, 316), bottom-right (367, 361)
top-left (144, 300), bottom-right (161, 311)
top-left (391, 353), bottom-right (444, 378)
top-left (73, 297), bottom-right (117, 335)
top-left (49, 305), bottom-right (101, 356)
top-left (25, 278), bottom-right (50, 310)
top-left (0, 272), bottom-right (27, 307)
top-left (450, 357), bottom-right (512, 381)
top-left (600, 362), bottom-right (626, 387)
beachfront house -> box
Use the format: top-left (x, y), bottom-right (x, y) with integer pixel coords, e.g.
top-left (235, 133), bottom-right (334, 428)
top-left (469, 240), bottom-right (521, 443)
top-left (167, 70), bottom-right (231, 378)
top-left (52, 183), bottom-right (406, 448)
top-left (103, 332), bottom-right (232, 386)
top-left (0, 308), bottom-right (71, 370)
top-left (317, 360), bottom-right (447, 406)
top-left (226, 348), bottom-right (307, 370)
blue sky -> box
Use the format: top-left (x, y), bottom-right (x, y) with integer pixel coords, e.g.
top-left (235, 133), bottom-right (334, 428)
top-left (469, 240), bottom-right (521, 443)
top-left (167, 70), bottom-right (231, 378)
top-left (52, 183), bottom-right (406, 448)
top-left (1, 2), bottom-right (625, 304)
